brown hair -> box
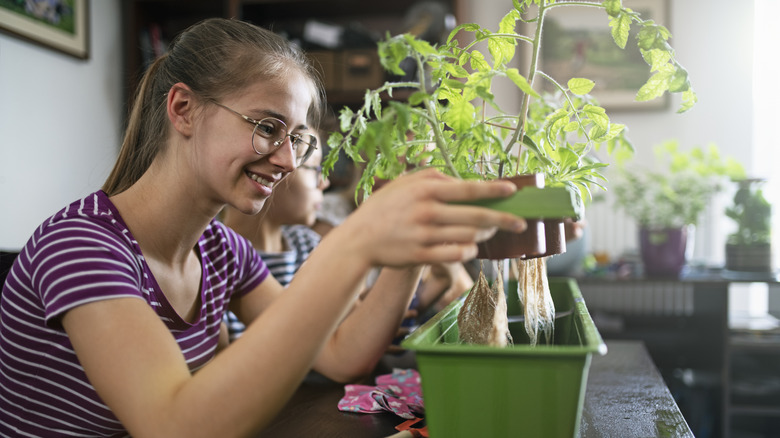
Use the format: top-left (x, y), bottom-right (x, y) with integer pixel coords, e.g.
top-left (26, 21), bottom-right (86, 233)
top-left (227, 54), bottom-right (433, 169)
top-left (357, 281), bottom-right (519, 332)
top-left (103, 18), bottom-right (326, 196)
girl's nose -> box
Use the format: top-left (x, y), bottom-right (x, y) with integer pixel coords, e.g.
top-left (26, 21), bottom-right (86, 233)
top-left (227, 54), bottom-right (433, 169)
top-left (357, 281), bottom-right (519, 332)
top-left (268, 136), bottom-right (297, 173)
top-left (318, 173), bottom-right (330, 191)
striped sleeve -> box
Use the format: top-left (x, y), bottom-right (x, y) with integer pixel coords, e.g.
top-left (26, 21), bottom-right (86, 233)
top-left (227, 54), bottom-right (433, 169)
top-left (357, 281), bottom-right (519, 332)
top-left (32, 210), bottom-right (146, 327)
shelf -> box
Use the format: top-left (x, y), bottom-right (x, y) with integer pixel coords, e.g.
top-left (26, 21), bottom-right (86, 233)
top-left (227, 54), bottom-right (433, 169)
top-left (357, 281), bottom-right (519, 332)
top-left (121, 0), bottom-right (457, 112)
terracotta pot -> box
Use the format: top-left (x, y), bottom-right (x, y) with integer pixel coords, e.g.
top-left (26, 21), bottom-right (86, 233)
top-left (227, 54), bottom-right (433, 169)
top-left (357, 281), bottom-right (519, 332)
top-left (476, 174), bottom-right (547, 260)
top-left (536, 218), bottom-right (567, 258)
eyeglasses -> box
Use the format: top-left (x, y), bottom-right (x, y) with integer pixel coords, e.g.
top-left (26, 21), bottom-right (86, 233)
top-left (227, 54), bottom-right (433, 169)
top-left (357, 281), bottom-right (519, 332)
top-left (299, 164), bottom-right (323, 182)
top-left (212, 101), bottom-right (317, 165)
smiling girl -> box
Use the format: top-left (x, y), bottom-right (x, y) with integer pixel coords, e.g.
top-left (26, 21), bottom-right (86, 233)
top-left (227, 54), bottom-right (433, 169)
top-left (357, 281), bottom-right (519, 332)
top-left (0, 18), bottom-right (525, 437)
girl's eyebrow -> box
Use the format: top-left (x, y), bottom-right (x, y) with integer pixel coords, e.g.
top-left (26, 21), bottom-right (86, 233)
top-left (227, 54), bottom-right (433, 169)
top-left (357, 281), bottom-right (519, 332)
top-left (252, 109), bottom-right (309, 131)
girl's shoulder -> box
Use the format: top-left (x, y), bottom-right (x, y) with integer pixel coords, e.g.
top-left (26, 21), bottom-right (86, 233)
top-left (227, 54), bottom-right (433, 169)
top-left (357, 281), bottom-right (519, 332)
top-left (31, 190), bottom-right (136, 252)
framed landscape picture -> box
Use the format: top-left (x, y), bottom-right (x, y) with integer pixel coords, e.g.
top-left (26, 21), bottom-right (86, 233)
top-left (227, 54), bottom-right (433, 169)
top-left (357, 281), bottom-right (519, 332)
top-left (538, 0), bottom-right (669, 111)
top-left (0, 0), bottom-right (89, 59)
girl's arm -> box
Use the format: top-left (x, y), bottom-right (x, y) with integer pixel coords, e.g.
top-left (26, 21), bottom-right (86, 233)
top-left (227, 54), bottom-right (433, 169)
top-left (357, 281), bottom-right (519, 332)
top-left (63, 170), bottom-right (524, 437)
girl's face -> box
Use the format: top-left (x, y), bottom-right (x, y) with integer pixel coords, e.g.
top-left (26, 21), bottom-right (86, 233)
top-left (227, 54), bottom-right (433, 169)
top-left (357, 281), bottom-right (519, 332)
top-left (198, 71), bottom-right (316, 215)
top-left (264, 139), bottom-right (329, 227)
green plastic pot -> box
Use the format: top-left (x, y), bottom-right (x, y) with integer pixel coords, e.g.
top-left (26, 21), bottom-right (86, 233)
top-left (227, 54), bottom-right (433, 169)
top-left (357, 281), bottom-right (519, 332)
top-left (402, 277), bottom-right (606, 438)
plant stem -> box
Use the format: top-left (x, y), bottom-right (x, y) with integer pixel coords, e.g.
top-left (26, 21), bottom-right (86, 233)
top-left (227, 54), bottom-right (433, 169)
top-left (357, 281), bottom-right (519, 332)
top-left (503, 4), bottom-right (548, 177)
top-left (415, 52), bottom-right (460, 178)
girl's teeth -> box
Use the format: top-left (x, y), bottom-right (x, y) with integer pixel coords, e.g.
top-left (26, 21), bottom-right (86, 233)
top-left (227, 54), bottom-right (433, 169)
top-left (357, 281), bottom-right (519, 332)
top-left (249, 173), bottom-right (271, 187)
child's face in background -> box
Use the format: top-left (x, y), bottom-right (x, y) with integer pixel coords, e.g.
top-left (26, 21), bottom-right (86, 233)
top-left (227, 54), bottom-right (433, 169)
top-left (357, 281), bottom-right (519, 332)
top-left (263, 132), bottom-right (329, 226)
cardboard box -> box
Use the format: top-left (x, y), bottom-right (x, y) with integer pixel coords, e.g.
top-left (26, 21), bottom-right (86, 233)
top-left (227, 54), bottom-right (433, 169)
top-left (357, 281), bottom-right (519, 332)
top-left (307, 50), bottom-right (339, 92)
top-left (339, 49), bottom-right (384, 92)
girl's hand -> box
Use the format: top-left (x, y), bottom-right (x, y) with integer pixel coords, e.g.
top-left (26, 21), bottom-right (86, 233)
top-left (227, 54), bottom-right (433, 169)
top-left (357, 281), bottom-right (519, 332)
top-left (339, 169), bottom-right (527, 267)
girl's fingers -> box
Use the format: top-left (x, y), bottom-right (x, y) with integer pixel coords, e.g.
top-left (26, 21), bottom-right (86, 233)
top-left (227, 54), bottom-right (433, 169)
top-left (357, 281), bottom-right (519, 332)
top-left (409, 242), bottom-right (481, 264)
top-left (413, 224), bottom-right (499, 245)
top-left (430, 203), bottom-right (527, 234)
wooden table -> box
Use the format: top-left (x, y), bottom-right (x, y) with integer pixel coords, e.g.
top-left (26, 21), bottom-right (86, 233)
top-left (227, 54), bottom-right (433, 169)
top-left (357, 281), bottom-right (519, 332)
top-left (257, 340), bottom-right (692, 437)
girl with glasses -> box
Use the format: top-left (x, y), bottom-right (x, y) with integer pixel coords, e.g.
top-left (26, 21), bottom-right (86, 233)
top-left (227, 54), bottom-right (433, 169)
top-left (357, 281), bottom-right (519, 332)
top-left (0, 17), bottom-right (525, 437)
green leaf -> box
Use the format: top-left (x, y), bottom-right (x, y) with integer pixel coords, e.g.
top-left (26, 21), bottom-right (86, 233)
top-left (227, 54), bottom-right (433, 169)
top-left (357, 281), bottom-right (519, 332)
top-left (339, 107), bottom-right (354, 133)
top-left (609, 12), bottom-right (631, 49)
top-left (469, 50), bottom-right (491, 72)
top-left (442, 99), bottom-right (476, 135)
top-left (668, 65), bottom-right (690, 92)
top-left (603, 0), bottom-right (622, 17)
top-left (582, 104), bottom-right (609, 130)
top-left (637, 22), bottom-right (671, 51)
top-left (448, 23), bottom-right (481, 44)
top-left (377, 36), bottom-right (409, 76)
top-left (406, 36), bottom-right (438, 57)
top-left (408, 91), bottom-right (429, 106)
top-left (442, 78), bottom-right (466, 90)
top-left (641, 49), bottom-right (671, 71)
top-left (442, 62), bottom-right (470, 78)
top-left (636, 67), bottom-right (674, 101)
top-left (677, 89), bottom-right (698, 113)
top-left (506, 68), bottom-right (540, 98)
top-left (568, 78), bottom-right (595, 95)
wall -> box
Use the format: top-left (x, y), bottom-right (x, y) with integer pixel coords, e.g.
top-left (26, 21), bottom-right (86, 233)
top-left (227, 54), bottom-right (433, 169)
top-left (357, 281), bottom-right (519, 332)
top-left (0, 0), bottom-right (122, 250)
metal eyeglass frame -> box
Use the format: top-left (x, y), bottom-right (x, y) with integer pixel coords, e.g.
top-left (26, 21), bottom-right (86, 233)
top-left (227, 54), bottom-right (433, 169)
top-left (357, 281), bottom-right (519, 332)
top-left (211, 101), bottom-right (317, 165)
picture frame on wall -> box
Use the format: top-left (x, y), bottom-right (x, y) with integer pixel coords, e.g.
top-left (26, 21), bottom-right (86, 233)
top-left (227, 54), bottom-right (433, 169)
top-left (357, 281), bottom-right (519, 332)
top-left (0, 0), bottom-right (89, 59)
top-left (537, 0), bottom-right (669, 111)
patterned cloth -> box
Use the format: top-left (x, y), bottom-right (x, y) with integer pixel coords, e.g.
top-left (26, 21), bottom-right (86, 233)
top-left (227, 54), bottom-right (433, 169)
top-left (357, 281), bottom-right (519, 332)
top-left (338, 368), bottom-right (424, 419)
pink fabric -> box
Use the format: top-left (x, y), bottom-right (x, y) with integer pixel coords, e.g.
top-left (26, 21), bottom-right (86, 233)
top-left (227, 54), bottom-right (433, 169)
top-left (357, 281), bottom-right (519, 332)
top-left (337, 368), bottom-right (424, 419)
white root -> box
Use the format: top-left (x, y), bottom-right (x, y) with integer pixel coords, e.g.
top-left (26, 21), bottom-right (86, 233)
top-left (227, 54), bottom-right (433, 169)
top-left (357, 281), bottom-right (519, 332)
top-left (516, 257), bottom-right (555, 346)
top-left (458, 262), bottom-right (512, 347)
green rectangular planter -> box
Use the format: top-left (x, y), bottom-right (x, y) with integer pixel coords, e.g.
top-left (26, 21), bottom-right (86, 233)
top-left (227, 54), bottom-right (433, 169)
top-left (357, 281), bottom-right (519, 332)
top-left (401, 277), bottom-right (607, 438)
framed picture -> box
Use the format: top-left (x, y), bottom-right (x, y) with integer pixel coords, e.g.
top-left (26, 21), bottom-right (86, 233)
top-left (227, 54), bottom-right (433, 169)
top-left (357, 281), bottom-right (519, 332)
top-left (0, 0), bottom-right (89, 59)
top-left (538, 0), bottom-right (669, 111)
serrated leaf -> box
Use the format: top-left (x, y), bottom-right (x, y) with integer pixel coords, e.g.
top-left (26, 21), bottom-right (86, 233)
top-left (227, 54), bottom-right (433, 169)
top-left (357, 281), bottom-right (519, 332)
top-left (677, 89), bottom-right (698, 113)
top-left (442, 62), bottom-right (470, 78)
top-left (582, 104), bottom-right (609, 130)
top-left (408, 91), bottom-right (429, 106)
top-left (339, 107), bottom-right (354, 133)
top-left (641, 48), bottom-right (671, 71)
top-left (609, 12), bottom-right (631, 49)
top-left (377, 37), bottom-right (409, 76)
top-left (469, 50), bottom-right (491, 72)
top-left (407, 37), bottom-right (438, 57)
top-left (668, 65), bottom-right (690, 92)
top-left (442, 78), bottom-right (466, 89)
top-left (442, 100), bottom-right (476, 135)
top-left (506, 68), bottom-right (539, 98)
top-left (448, 23), bottom-right (481, 44)
top-left (568, 78), bottom-right (595, 95)
top-left (636, 68), bottom-right (673, 101)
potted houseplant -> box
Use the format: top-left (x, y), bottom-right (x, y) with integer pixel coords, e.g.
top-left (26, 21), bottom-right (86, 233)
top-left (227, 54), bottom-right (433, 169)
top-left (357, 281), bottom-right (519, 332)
top-left (323, 0), bottom-right (697, 261)
top-left (724, 178), bottom-right (774, 274)
top-left (613, 140), bottom-right (745, 277)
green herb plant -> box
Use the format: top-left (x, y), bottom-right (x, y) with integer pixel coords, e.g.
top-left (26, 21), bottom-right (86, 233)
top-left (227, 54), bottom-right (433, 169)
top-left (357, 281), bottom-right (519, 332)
top-left (613, 140), bottom-right (746, 229)
top-left (324, 0), bottom-right (697, 207)
top-left (725, 178), bottom-right (772, 246)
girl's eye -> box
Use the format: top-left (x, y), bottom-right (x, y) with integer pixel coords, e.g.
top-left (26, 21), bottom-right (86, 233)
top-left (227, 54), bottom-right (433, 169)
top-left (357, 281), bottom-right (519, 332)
top-left (255, 121), bottom-right (277, 137)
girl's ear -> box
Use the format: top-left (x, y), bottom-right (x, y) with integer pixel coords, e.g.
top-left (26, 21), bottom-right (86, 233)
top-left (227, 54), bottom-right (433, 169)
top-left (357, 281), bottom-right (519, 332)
top-left (167, 82), bottom-right (197, 137)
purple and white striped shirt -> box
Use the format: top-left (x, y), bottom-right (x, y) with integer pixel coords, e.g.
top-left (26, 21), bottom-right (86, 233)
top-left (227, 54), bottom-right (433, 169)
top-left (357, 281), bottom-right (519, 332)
top-left (0, 191), bottom-right (269, 436)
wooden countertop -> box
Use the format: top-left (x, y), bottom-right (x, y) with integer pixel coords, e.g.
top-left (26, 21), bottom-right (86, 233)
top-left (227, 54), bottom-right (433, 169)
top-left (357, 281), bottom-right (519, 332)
top-left (257, 340), bottom-right (692, 437)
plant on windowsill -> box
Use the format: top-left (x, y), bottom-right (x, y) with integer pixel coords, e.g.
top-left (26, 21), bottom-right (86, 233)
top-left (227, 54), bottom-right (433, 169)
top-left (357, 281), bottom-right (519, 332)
top-left (322, 0), bottom-right (696, 260)
top-left (724, 178), bottom-right (774, 275)
top-left (613, 140), bottom-right (746, 277)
